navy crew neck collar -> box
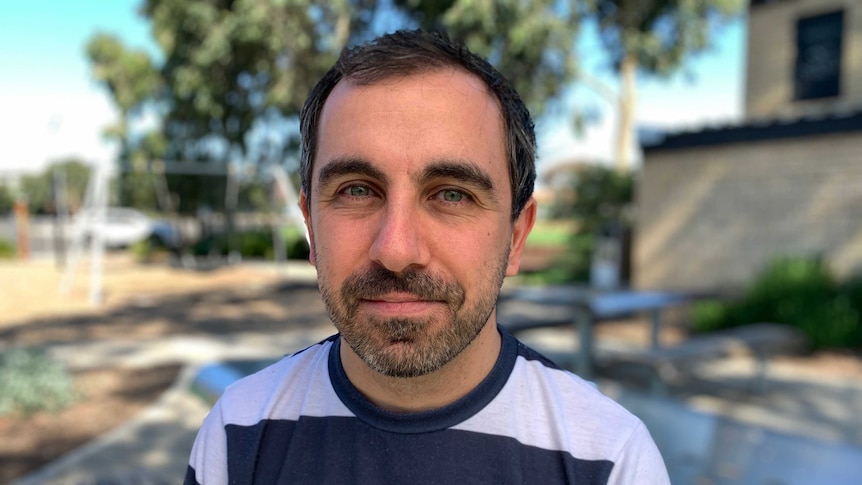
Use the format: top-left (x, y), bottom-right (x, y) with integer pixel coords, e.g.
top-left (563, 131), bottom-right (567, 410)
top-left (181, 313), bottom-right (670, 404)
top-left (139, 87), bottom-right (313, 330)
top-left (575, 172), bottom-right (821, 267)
top-left (328, 327), bottom-right (518, 434)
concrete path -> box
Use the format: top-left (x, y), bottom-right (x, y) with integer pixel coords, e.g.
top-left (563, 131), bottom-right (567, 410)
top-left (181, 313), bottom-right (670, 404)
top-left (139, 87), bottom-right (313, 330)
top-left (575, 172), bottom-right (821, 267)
top-left (10, 267), bottom-right (862, 484)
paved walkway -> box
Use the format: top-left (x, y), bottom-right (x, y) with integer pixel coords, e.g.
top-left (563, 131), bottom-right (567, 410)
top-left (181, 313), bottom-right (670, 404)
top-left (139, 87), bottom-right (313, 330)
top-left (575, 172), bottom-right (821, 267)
top-left (10, 265), bottom-right (862, 484)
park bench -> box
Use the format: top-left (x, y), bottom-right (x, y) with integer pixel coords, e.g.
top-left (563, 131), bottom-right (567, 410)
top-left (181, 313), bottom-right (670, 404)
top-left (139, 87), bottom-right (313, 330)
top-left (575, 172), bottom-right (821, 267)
top-left (497, 287), bottom-right (692, 378)
top-left (607, 322), bottom-right (809, 396)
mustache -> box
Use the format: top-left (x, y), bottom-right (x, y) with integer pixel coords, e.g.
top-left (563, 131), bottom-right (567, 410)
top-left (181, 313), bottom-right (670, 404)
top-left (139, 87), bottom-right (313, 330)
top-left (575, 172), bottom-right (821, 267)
top-left (340, 265), bottom-right (464, 305)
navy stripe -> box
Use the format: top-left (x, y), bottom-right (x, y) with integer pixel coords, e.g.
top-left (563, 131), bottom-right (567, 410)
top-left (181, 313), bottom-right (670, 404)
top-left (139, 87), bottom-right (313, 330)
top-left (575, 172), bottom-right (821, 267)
top-left (183, 465), bottom-right (201, 485)
top-left (514, 337), bottom-right (565, 370)
top-left (226, 417), bottom-right (613, 485)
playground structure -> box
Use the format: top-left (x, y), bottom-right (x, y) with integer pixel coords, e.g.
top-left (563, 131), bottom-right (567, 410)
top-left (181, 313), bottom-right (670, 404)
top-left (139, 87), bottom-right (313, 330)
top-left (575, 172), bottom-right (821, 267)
top-left (57, 159), bottom-right (308, 305)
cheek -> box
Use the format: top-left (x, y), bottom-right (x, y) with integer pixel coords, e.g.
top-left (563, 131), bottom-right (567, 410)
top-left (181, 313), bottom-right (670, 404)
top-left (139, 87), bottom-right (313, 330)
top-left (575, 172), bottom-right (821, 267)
top-left (313, 217), bottom-right (374, 260)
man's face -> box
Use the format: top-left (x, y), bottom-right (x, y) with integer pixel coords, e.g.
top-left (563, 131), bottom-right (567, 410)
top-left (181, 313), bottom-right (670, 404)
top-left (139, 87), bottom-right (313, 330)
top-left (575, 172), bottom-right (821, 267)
top-left (301, 68), bottom-right (534, 378)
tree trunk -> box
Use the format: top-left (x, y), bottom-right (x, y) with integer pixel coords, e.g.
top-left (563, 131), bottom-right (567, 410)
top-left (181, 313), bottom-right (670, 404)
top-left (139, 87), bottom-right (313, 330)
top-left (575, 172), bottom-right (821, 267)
top-left (615, 54), bottom-right (637, 172)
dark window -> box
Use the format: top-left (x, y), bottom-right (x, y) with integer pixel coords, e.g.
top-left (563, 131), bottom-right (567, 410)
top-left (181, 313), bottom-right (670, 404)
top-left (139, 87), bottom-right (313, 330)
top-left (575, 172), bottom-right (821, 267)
top-left (795, 10), bottom-right (844, 100)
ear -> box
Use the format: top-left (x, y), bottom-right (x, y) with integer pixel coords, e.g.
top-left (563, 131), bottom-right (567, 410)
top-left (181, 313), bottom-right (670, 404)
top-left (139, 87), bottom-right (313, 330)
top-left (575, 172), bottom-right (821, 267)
top-left (505, 197), bottom-right (537, 277)
top-left (299, 191), bottom-right (316, 266)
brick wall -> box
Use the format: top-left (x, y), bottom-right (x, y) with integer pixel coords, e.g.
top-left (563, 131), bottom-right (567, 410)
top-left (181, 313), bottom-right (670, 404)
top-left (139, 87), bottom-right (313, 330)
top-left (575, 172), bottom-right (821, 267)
top-left (634, 133), bottom-right (862, 291)
top-left (746, 0), bottom-right (862, 119)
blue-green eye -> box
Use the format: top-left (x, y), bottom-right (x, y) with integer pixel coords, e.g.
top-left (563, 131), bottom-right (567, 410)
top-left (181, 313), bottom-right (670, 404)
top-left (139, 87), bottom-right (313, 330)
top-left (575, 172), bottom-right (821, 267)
top-left (346, 185), bottom-right (371, 197)
top-left (441, 190), bottom-right (465, 202)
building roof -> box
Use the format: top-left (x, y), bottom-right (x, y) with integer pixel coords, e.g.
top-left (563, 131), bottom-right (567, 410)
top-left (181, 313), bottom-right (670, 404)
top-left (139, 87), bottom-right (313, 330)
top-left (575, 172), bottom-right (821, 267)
top-left (750, 0), bottom-right (791, 7)
top-left (642, 109), bottom-right (862, 154)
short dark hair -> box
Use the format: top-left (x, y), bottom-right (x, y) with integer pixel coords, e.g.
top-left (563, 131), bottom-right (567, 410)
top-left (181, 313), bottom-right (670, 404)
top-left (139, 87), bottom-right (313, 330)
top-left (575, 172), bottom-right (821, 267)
top-left (299, 29), bottom-right (536, 220)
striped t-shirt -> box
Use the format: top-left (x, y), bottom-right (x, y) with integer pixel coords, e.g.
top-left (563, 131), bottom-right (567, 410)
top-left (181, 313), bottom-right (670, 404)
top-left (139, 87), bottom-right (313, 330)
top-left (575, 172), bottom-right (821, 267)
top-left (185, 329), bottom-right (669, 484)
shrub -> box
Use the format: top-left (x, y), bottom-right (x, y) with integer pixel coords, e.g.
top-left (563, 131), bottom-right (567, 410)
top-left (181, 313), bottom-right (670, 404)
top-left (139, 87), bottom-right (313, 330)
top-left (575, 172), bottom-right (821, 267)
top-left (0, 348), bottom-right (78, 416)
top-left (130, 237), bottom-right (173, 263)
top-left (0, 238), bottom-right (14, 259)
top-left (692, 257), bottom-right (862, 349)
top-left (286, 235), bottom-right (310, 260)
top-left (192, 228), bottom-right (310, 260)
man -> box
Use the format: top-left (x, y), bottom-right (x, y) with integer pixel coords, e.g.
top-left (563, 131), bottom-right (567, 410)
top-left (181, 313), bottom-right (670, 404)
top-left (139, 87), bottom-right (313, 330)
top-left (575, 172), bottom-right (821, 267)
top-left (185, 30), bottom-right (669, 484)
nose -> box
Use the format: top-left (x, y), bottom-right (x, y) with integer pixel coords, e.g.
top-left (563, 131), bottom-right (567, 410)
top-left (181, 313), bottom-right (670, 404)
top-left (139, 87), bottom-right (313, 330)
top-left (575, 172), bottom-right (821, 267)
top-left (368, 203), bottom-right (430, 274)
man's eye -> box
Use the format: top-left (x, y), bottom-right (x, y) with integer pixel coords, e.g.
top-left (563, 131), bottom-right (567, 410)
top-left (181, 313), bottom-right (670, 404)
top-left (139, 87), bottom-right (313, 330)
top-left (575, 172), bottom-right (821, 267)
top-left (438, 189), bottom-right (466, 203)
top-left (345, 185), bottom-right (372, 197)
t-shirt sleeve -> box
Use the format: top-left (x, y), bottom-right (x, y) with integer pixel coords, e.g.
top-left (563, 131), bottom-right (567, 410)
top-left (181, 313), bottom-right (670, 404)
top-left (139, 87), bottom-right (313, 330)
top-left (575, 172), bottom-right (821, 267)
top-left (607, 421), bottom-right (671, 484)
top-left (185, 399), bottom-right (229, 485)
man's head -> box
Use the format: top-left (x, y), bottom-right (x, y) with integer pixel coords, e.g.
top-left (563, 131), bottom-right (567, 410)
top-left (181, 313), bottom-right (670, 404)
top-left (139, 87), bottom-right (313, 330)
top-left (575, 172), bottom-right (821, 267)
top-left (299, 30), bottom-right (537, 379)
top-left (300, 30), bottom-right (536, 221)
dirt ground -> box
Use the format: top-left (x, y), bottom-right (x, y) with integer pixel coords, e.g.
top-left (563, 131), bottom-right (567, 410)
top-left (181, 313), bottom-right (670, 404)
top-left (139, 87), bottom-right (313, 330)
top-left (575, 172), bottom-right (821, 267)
top-left (1, 253), bottom-right (861, 482)
top-left (0, 254), bottom-right (316, 483)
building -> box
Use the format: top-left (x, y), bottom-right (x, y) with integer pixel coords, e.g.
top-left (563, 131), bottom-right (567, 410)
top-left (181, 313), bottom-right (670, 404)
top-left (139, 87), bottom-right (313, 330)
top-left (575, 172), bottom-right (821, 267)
top-left (636, 0), bottom-right (862, 291)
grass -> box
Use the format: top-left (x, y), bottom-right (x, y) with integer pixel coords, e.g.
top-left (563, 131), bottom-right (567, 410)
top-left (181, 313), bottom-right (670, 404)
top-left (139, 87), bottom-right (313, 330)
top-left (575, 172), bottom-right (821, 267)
top-left (526, 220), bottom-right (575, 247)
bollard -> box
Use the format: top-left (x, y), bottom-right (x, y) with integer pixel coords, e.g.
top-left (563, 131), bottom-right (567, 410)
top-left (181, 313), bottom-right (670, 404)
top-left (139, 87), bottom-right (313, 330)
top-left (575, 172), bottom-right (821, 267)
top-left (14, 199), bottom-right (29, 260)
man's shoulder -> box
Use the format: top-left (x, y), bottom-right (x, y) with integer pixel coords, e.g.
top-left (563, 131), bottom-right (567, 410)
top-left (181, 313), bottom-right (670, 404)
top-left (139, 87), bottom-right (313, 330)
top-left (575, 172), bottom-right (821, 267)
top-left (503, 339), bottom-right (647, 440)
top-left (215, 335), bottom-right (342, 423)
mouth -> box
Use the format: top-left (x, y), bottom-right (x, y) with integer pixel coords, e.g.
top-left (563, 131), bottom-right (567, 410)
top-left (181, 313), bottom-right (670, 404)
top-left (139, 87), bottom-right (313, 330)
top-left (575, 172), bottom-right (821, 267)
top-left (359, 293), bottom-right (445, 316)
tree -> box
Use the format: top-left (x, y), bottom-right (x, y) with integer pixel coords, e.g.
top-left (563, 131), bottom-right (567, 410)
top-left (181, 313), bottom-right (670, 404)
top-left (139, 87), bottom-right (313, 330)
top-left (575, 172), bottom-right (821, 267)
top-left (18, 159), bottom-right (92, 214)
top-left (86, 33), bottom-right (162, 167)
top-left (86, 0), bottom-right (382, 217)
top-left (87, 0), bottom-right (586, 221)
top-left (394, 0), bottom-right (580, 116)
top-left (0, 184), bottom-right (15, 215)
top-left (585, 0), bottom-right (742, 170)
top-left (141, 0), bottom-right (377, 166)
top-left (551, 165), bottom-right (634, 282)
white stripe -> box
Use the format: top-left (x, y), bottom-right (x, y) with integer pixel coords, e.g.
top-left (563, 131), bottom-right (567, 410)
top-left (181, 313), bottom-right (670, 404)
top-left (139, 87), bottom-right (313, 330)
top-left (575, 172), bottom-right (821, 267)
top-left (454, 355), bottom-right (644, 461)
top-left (218, 341), bottom-right (353, 427)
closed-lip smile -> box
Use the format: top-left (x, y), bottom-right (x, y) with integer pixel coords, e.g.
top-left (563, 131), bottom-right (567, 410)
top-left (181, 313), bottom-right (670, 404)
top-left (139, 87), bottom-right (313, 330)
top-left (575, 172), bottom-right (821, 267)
top-left (361, 293), bottom-right (444, 315)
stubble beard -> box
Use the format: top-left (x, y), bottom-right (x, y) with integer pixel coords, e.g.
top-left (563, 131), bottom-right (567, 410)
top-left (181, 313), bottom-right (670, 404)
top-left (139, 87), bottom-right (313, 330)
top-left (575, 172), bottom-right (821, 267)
top-left (317, 253), bottom-right (508, 378)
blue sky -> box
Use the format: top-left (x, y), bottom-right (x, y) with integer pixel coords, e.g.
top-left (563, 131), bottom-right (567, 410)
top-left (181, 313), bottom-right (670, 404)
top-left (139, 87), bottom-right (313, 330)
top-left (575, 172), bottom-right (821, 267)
top-left (0, 1), bottom-right (746, 175)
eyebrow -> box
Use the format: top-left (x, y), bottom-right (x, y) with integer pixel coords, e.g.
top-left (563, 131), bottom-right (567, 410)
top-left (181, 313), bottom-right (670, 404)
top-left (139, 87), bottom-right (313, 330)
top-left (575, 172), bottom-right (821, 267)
top-left (316, 157), bottom-right (388, 191)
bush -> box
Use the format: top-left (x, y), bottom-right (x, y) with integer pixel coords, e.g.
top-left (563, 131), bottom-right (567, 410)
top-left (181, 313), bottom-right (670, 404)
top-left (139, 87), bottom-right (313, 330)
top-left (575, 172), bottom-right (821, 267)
top-left (692, 257), bottom-right (862, 349)
top-left (192, 228), bottom-right (310, 261)
top-left (130, 236), bottom-right (173, 263)
top-left (0, 238), bottom-right (14, 259)
top-left (0, 348), bottom-right (78, 416)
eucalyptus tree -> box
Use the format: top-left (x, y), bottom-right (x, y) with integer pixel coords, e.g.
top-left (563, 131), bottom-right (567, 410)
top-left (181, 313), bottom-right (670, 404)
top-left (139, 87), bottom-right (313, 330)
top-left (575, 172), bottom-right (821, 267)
top-left (394, 0), bottom-right (581, 117)
top-left (86, 33), bottom-right (162, 167)
top-left (585, 0), bottom-right (742, 170)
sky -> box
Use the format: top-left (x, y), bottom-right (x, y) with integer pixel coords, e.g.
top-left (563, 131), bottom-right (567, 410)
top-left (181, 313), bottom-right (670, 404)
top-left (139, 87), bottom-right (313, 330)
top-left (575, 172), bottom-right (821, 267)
top-left (0, 0), bottom-right (746, 177)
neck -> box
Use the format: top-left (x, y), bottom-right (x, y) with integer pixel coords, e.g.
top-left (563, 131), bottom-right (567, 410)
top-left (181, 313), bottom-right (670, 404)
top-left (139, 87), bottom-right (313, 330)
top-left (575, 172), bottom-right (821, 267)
top-left (340, 318), bottom-right (502, 413)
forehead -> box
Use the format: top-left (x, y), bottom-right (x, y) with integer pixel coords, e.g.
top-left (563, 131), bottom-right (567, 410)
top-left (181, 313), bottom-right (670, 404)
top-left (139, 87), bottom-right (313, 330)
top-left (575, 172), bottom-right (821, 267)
top-left (313, 68), bottom-right (508, 187)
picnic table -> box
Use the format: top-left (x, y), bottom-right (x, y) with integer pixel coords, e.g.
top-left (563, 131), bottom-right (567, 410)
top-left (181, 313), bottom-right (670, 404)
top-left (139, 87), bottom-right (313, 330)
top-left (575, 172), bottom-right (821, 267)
top-left (499, 286), bottom-right (690, 379)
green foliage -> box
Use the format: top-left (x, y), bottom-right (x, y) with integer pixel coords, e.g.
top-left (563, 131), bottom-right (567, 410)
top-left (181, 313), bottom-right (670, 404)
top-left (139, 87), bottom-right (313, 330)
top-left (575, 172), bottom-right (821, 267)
top-left (86, 33), bottom-right (161, 118)
top-left (193, 228), bottom-right (309, 260)
top-left (692, 257), bottom-right (862, 349)
top-left (583, 0), bottom-right (743, 169)
top-left (0, 238), bottom-right (15, 259)
top-left (586, 0), bottom-right (743, 76)
top-left (565, 232), bottom-right (597, 283)
top-left (0, 348), bottom-right (78, 416)
top-left (89, 0), bottom-right (580, 174)
top-left (515, 233), bottom-right (594, 285)
top-left (542, 165), bottom-right (633, 282)
top-left (126, 0), bottom-right (377, 164)
top-left (397, 0), bottom-right (579, 116)
top-left (526, 220), bottom-right (575, 246)
top-left (130, 236), bottom-right (174, 263)
top-left (553, 165), bottom-right (633, 234)
top-left (17, 159), bottom-right (91, 214)
top-left (0, 184), bottom-right (15, 214)
top-left (87, 33), bottom-right (164, 172)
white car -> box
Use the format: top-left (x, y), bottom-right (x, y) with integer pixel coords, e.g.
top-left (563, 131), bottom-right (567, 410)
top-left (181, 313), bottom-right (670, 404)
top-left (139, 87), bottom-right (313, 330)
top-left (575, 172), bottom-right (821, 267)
top-left (74, 207), bottom-right (177, 249)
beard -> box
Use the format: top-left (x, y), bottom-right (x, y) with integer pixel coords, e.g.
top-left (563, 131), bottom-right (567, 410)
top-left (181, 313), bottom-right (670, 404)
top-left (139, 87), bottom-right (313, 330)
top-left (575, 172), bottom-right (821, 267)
top-left (318, 254), bottom-right (508, 378)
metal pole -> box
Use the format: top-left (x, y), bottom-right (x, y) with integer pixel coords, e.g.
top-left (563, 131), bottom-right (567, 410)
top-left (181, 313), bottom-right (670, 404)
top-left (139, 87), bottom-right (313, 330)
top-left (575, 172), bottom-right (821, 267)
top-left (574, 304), bottom-right (595, 379)
top-left (89, 165), bottom-right (107, 305)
